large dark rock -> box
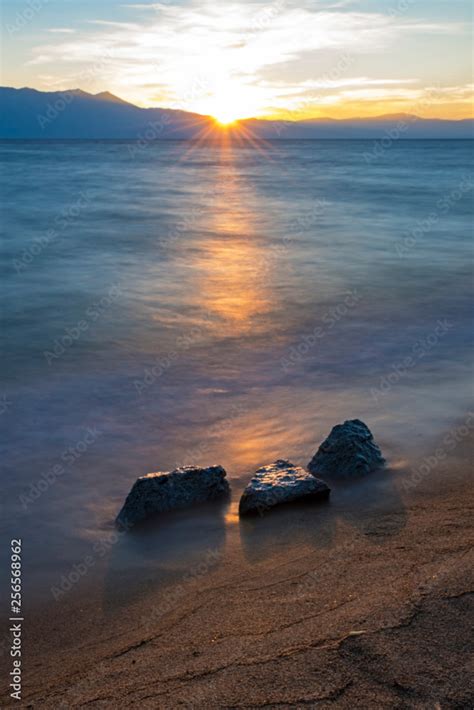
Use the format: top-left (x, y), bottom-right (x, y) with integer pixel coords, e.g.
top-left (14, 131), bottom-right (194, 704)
top-left (239, 460), bottom-right (330, 516)
top-left (308, 419), bottom-right (385, 479)
top-left (116, 465), bottom-right (229, 528)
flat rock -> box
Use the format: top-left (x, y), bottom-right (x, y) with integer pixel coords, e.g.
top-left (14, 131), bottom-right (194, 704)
top-left (308, 419), bottom-right (385, 479)
top-left (239, 460), bottom-right (330, 516)
top-left (116, 465), bottom-right (229, 528)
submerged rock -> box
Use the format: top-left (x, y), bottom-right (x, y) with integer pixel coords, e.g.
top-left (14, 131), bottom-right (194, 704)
top-left (116, 465), bottom-right (229, 528)
top-left (308, 419), bottom-right (385, 479)
top-left (239, 460), bottom-right (330, 516)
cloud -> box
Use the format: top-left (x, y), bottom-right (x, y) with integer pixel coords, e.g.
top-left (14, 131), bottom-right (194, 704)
top-left (48, 28), bottom-right (76, 34)
top-left (270, 77), bottom-right (418, 90)
top-left (87, 20), bottom-right (142, 30)
top-left (26, 54), bottom-right (53, 66)
top-left (24, 0), bottom-right (471, 117)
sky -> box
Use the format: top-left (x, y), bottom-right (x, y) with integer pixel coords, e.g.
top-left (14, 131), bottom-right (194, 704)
top-left (1, 0), bottom-right (473, 121)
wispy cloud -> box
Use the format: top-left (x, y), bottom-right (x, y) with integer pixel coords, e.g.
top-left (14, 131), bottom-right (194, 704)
top-left (48, 28), bottom-right (76, 34)
top-left (23, 0), bottom-right (472, 118)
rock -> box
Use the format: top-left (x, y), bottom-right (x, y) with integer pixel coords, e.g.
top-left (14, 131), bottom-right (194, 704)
top-left (116, 465), bottom-right (229, 528)
top-left (308, 419), bottom-right (385, 479)
top-left (239, 460), bottom-right (330, 516)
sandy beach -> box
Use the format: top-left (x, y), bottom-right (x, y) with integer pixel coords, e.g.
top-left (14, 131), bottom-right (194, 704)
top-left (10, 430), bottom-right (472, 709)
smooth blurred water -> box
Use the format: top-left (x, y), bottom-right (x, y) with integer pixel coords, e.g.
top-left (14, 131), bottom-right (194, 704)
top-left (1, 140), bottom-right (473, 595)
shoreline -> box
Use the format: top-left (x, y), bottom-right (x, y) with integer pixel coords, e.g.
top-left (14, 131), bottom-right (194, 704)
top-left (10, 437), bottom-right (473, 708)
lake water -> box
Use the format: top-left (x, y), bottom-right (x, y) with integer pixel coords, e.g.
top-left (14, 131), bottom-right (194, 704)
top-left (1, 139), bottom-right (473, 600)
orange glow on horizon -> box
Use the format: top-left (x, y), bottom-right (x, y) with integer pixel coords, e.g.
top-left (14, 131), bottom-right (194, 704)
top-left (135, 89), bottom-right (474, 122)
top-left (259, 100), bottom-right (474, 122)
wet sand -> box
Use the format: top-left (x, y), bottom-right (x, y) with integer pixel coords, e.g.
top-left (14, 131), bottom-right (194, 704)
top-left (9, 438), bottom-right (474, 709)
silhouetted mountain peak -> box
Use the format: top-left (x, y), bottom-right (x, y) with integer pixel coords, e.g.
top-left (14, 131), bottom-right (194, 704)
top-left (93, 91), bottom-right (133, 105)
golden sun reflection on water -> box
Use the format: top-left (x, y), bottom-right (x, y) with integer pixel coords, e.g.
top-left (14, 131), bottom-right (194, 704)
top-left (191, 147), bottom-right (274, 336)
top-left (194, 236), bottom-right (272, 331)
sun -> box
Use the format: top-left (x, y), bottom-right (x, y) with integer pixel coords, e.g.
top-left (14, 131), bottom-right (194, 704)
top-left (213, 111), bottom-right (239, 126)
top-left (210, 104), bottom-right (242, 126)
top-left (196, 83), bottom-right (261, 126)
top-left (214, 111), bottom-right (238, 126)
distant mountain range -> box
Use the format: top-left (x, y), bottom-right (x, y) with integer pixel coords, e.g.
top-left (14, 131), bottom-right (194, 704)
top-left (1, 87), bottom-right (473, 139)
